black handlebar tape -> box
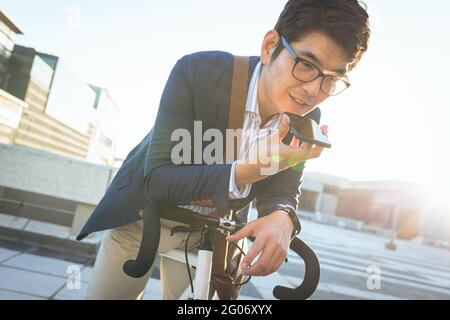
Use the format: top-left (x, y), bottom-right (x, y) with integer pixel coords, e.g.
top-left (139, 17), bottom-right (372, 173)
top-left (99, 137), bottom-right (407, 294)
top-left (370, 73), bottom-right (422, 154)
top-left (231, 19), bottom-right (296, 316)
top-left (123, 203), bottom-right (161, 278)
top-left (272, 237), bottom-right (320, 300)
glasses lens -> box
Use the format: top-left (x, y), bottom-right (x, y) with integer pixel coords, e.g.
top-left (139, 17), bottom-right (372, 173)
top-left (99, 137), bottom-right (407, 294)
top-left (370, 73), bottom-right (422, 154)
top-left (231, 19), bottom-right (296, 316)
top-left (322, 76), bottom-right (348, 96)
top-left (293, 59), bottom-right (319, 82)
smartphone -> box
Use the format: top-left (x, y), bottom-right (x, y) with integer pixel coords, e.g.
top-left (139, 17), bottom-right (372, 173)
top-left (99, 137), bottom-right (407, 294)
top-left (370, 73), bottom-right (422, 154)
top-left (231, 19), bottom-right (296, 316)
top-left (285, 112), bottom-right (332, 148)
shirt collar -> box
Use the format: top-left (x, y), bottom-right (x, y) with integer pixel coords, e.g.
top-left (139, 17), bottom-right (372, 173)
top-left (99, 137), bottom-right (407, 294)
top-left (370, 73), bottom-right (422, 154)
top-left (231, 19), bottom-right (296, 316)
top-left (245, 61), bottom-right (282, 129)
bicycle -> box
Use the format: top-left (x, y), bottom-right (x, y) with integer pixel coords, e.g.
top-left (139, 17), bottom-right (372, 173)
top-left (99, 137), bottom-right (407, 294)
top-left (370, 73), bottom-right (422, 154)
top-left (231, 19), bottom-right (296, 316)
top-left (123, 203), bottom-right (321, 300)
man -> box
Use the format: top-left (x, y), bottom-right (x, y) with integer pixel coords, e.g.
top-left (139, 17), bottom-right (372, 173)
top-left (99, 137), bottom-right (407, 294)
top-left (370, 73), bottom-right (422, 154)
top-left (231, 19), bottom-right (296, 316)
top-left (77, 0), bottom-right (370, 299)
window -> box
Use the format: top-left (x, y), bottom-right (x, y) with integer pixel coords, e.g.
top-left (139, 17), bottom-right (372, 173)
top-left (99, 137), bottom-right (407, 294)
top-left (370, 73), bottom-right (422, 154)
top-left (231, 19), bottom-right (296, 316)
top-left (0, 21), bottom-right (12, 37)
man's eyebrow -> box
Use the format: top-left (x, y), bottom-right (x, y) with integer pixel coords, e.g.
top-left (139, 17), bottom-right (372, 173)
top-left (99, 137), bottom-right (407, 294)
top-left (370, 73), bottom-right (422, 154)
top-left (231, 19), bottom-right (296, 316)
top-left (299, 50), bottom-right (347, 76)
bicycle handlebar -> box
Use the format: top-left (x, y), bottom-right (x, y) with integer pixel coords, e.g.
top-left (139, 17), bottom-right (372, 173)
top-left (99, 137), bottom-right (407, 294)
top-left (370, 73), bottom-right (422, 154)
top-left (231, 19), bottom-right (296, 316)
top-left (123, 203), bottom-right (320, 299)
top-left (273, 237), bottom-right (320, 300)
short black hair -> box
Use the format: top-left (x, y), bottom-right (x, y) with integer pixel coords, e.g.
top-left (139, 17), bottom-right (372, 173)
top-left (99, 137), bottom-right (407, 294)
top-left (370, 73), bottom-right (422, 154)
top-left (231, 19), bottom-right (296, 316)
top-left (273, 0), bottom-right (371, 71)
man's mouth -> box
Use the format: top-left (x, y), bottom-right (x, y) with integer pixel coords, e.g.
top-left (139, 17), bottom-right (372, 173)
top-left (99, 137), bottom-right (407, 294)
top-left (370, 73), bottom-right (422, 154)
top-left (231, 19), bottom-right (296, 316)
top-left (289, 94), bottom-right (308, 108)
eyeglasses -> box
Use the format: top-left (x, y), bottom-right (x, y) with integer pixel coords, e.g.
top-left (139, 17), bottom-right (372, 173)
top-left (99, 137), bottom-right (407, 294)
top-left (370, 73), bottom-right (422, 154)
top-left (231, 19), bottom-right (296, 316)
top-left (280, 36), bottom-right (350, 96)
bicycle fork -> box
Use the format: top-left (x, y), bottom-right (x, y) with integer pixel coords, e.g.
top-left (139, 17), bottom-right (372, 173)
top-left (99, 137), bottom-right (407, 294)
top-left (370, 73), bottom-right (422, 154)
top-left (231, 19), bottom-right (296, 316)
top-left (193, 228), bottom-right (214, 300)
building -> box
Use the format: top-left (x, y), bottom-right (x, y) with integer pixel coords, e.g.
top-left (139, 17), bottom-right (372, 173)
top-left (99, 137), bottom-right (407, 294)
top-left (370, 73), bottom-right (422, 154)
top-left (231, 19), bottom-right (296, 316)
top-left (0, 10), bottom-right (27, 146)
top-left (417, 201), bottom-right (450, 247)
top-left (0, 87), bottom-right (27, 144)
top-left (335, 181), bottom-right (424, 240)
top-left (2, 41), bottom-right (120, 163)
top-left (0, 9), bottom-right (23, 90)
top-left (5, 45), bottom-right (96, 160)
top-left (300, 171), bottom-right (350, 215)
top-left (299, 172), bottom-right (448, 244)
top-left (0, 11), bottom-right (120, 163)
top-left (86, 85), bottom-right (120, 165)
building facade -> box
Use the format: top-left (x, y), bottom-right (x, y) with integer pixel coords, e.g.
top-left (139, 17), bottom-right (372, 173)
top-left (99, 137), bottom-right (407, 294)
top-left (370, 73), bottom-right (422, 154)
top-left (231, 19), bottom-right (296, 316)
top-left (0, 87), bottom-right (27, 144)
top-left (5, 45), bottom-right (96, 160)
top-left (2, 42), bottom-right (120, 163)
top-left (0, 10), bottom-right (120, 163)
top-left (335, 182), bottom-right (424, 240)
top-left (87, 85), bottom-right (120, 165)
top-left (0, 10), bottom-right (22, 91)
top-left (0, 9), bottom-right (26, 145)
top-left (299, 173), bottom-right (448, 244)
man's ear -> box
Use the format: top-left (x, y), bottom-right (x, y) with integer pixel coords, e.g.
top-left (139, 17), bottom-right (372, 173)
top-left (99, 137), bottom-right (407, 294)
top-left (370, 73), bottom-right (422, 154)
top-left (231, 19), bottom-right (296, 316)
top-left (260, 29), bottom-right (280, 65)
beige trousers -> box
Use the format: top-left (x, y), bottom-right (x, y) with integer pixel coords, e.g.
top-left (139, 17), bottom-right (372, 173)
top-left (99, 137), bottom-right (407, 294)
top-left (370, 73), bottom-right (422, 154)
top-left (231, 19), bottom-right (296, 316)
top-left (85, 218), bottom-right (201, 300)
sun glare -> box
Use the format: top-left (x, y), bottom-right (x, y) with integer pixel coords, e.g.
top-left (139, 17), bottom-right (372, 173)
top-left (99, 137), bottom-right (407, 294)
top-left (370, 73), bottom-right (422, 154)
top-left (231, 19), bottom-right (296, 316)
top-left (420, 178), bottom-right (450, 212)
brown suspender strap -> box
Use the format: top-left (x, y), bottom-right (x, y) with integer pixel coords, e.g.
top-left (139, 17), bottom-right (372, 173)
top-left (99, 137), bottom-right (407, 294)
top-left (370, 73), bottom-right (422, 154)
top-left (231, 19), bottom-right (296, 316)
top-left (225, 55), bottom-right (250, 163)
top-left (211, 56), bottom-right (250, 300)
top-left (228, 56), bottom-right (250, 129)
top-left (229, 55), bottom-right (250, 129)
top-left (227, 55), bottom-right (249, 161)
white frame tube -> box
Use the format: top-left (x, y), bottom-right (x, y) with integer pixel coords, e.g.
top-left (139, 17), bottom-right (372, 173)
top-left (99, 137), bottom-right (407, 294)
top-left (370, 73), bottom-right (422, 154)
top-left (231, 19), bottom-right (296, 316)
top-left (193, 249), bottom-right (213, 300)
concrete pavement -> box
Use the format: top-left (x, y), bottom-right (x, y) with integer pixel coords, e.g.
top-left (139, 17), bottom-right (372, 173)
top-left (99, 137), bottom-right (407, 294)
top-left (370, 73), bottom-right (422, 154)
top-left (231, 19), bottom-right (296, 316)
top-left (0, 220), bottom-right (449, 300)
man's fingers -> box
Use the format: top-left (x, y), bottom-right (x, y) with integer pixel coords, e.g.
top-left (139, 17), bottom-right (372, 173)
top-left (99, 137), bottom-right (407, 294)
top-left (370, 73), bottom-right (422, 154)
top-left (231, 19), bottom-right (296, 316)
top-left (268, 249), bottom-right (286, 274)
top-left (299, 141), bottom-right (313, 150)
top-left (297, 141), bottom-right (314, 159)
top-left (242, 240), bottom-right (277, 276)
top-left (321, 124), bottom-right (329, 137)
top-left (311, 144), bottom-right (325, 158)
top-left (278, 113), bottom-right (291, 141)
top-left (240, 237), bottom-right (265, 272)
top-left (290, 136), bottom-right (300, 147)
top-left (226, 222), bottom-right (253, 242)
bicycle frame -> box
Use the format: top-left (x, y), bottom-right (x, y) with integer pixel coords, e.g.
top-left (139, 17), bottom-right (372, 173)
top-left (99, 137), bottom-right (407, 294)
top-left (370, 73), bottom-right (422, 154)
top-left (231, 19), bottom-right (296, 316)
top-left (159, 246), bottom-right (215, 300)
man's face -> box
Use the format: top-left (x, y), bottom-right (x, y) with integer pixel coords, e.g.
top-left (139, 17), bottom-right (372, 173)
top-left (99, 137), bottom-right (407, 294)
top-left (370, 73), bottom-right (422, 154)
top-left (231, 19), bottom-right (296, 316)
top-left (258, 30), bottom-right (350, 120)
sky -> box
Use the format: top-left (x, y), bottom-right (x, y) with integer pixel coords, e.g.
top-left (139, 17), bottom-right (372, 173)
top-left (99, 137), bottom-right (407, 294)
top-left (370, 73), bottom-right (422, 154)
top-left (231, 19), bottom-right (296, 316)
top-left (2, 0), bottom-right (450, 197)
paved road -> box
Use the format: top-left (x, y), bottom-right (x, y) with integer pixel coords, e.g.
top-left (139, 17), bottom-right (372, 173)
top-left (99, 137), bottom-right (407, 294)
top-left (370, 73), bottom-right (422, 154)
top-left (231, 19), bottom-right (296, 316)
top-left (0, 220), bottom-right (449, 300)
top-left (237, 220), bottom-right (450, 300)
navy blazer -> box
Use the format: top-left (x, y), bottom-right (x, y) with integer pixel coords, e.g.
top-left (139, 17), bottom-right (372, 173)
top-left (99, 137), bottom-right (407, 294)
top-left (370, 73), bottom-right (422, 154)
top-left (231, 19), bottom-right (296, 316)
top-left (77, 51), bottom-right (320, 241)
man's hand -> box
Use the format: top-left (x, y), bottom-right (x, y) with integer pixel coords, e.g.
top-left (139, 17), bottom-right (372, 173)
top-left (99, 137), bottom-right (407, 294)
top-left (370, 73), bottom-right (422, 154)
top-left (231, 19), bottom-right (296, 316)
top-left (235, 113), bottom-right (329, 188)
top-left (225, 210), bottom-right (295, 276)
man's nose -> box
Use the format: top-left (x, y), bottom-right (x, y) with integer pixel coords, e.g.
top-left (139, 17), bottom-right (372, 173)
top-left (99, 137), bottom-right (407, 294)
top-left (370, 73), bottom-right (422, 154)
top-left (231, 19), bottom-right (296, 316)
top-left (301, 77), bottom-right (322, 98)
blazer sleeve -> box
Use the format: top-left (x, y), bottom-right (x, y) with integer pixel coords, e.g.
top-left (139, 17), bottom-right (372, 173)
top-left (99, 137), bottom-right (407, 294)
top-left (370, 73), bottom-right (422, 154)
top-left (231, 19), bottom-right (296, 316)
top-left (255, 108), bottom-right (321, 217)
top-left (143, 55), bottom-right (233, 208)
